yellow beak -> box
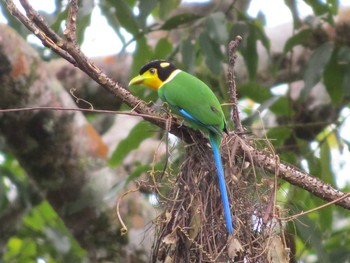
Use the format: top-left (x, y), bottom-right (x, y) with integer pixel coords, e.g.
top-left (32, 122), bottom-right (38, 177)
top-left (128, 75), bottom-right (145, 87)
top-left (128, 72), bottom-right (162, 90)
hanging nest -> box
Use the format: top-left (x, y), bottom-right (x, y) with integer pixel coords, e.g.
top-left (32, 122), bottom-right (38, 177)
top-left (151, 133), bottom-right (288, 262)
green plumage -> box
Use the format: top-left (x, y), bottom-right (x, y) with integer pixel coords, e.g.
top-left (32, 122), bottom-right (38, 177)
top-left (158, 70), bottom-right (226, 138)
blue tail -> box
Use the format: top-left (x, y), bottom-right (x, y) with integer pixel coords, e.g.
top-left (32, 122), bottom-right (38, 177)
top-left (209, 134), bottom-right (233, 235)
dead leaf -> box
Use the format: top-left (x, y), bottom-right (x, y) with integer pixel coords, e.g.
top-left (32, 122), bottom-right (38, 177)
top-left (163, 232), bottom-right (177, 245)
top-left (228, 236), bottom-right (244, 258)
top-left (267, 236), bottom-right (290, 263)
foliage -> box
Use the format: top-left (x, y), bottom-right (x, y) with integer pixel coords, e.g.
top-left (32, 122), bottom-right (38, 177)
top-left (1, 0), bottom-right (350, 262)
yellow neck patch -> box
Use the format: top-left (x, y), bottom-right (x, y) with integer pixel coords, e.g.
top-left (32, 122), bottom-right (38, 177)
top-left (143, 73), bottom-right (163, 90)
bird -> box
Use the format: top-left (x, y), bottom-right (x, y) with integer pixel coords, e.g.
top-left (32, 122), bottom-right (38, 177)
top-left (129, 60), bottom-right (233, 235)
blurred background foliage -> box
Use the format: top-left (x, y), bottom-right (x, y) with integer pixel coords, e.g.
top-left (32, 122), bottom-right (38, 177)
top-left (0, 0), bottom-right (350, 262)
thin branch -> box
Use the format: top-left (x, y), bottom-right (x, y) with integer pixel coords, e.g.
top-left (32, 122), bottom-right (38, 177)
top-left (5, 0), bottom-right (76, 64)
top-left (227, 36), bottom-right (244, 133)
top-left (19, 0), bottom-right (62, 43)
top-left (0, 106), bottom-right (168, 122)
top-left (278, 193), bottom-right (350, 221)
top-left (65, 0), bottom-right (78, 44)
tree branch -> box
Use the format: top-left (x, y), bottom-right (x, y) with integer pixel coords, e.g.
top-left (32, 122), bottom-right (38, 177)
top-left (65, 0), bottom-right (78, 44)
top-left (227, 36), bottom-right (244, 133)
top-left (237, 138), bottom-right (350, 210)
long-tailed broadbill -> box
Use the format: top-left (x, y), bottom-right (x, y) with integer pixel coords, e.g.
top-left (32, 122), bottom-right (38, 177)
top-left (129, 60), bottom-right (233, 234)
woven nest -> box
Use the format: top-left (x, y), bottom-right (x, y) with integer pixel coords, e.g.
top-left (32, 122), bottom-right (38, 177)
top-left (151, 134), bottom-right (283, 262)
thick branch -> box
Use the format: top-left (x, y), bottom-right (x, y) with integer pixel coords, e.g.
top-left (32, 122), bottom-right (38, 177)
top-left (238, 139), bottom-right (350, 210)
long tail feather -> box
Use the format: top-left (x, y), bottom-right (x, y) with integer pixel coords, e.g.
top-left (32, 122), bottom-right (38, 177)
top-left (209, 133), bottom-right (233, 234)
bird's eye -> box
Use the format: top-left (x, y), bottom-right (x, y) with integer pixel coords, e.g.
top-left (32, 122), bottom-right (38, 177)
top-left (149, 68), bottom-right (155, 74)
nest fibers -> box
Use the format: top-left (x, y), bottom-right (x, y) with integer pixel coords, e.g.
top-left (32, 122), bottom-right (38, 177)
top-left (150, 134), bottom-right (288, 262)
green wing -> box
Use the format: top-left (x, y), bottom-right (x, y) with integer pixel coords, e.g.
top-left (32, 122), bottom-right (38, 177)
top-left (158, 71), bottom-right (225, 134)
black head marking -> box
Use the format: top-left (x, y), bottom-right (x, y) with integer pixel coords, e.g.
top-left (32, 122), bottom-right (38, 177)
top-left (139, 60), bottom-right (178, 81)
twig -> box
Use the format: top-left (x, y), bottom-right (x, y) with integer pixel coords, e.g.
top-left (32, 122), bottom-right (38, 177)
top-left (70, 88), bottom-right (94, 109)
top-left (0, 106), bottom-right (167, 122)
top-left (6, 0), bottom-right (76, 64)
top-left (116, 187), bottom-right (140, 235)
top-left (19, 0), bottom-right (62, 43)
top-left (278, 193), bottom-right (350, 221)
top-left (65, 0), bottom-right (78, 44)
top-left (227, 36), bottom-right (244, 133)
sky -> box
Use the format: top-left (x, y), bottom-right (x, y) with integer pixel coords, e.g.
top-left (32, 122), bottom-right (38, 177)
top-left (4, 0), bottom-right (350, 56)
top-left (85, 0), bottom-right (316, 56)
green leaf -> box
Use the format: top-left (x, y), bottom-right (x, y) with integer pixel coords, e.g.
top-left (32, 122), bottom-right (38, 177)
top-left (284, 0), bottom-right (302, 28)
top-left (305, 0), bottom-right (337, 24)
top-left (51, 8), bottom-right (69, 32)
top-left (153, 38), bottom-right (173, 59)
top-left (3, 237), bottom-right (23, 259)
top-left (239, 82), bottom-right (272, 103)
top-left (4, 237), bottom-right (37, 261)
top-left (77, 14), bottom-right (92, 45)
top-left (181, 39), bottom-right (196, 73)
top-left (230, 21), bottom-right (249, 41)
top-left (320, 141), bottom-right (335, 185)
top-left (101, 2), bottom-right (126, 46)
top-left (138, 0), bottom-right (158, 29)
top-left (206, 12), bottom-right (228, 44)
top-left (232, 16), bottom-right (268, 80)
top-left (337, 46), bottom-right (350, 98)
top-left (161, 13), bottom-right (202, 30)
top-left (343, 66), bottom-right (350, 98)
top-left (199, 31), bottom-right (223, 75)
top-left (306, 0), bottom-right (338, 16)
top-left (266, 127), bottom-right (292, 147)
top-left (243, 25), bottom-right (258, 80)
top-left (23, 201), bottom-right (59, 231)
top-left (324, 47), bottom-right (344, 105)
top-left (110, 0), bottom-right (140, 35)
top-left (302, 42), bottom-right (334, 100)
top-left (255, 20), bottom-right (270, 52)
top-left (0, 2), bottom-right (29, 38)
top-left (284, 29), bottom-right (313, 53)
top-left (270, 97), bottom-right (291, 116)
top-left (327, 0), bottom-right (338, 15)
top-left (75, 0), bottom-right (94, 45)
top-left (315, 198), bottom-right (333, 232)
top-left (305, 0), bottom-right (328, 15)
top-left (131, 36), bottom-right (153, 77)
top-left (108, 121), bottom-right (156, 167)
top-left (158, 0), bottom-right (181, 20)
top-left (305, 141), bottom-right (334, 232)
top-left (295, 213), bottom-right (329, 262)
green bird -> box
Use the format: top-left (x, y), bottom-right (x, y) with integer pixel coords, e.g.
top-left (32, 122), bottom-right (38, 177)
top-left (129, 60), bottom-right (233, 234)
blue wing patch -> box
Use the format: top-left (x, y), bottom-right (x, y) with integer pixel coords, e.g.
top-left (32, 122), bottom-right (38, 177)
top-left (179, 108), bottom-right (199, 123)
top-left (179, 108), bottom-right (221, 135)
